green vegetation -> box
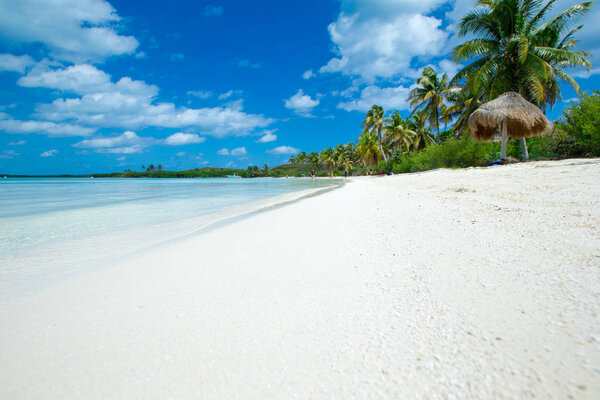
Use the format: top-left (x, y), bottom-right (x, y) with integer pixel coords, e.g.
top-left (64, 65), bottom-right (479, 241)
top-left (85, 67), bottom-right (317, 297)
top-left (287, 0), bottom-right (596, 176)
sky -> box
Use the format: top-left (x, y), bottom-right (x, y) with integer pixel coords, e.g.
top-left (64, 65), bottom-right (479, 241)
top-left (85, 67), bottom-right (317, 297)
top-left (0, 0), bottom-right (598, 175)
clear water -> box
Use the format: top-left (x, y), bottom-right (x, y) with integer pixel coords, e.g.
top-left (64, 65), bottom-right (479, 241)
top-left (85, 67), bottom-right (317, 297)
top-left (0, 177), bottom-right (342, 298)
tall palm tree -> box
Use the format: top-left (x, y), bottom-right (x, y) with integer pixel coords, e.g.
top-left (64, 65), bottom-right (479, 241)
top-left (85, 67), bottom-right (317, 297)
top-left (357, 131), bottom-right (382, 169)
top-left (308, 152), bottom-right (321, 171)
top-left (361, 104), bottom-right (388, 164)
top-left (408, 67), bottom-right (454, 142)
top-left (408, 110), bottom-right (436, 151)
top-left (296, 151), bottom-right (307, 175)
top-left (320, 147), bottom-right (335, 173)
top-left (384, 111), bottom-right (415, 155)
top-left (452, 0), bottom-right (592, 107)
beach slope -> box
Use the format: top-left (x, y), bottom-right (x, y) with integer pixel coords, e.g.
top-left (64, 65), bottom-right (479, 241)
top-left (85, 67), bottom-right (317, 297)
top-left (1, 158), bottom-right (599, 399)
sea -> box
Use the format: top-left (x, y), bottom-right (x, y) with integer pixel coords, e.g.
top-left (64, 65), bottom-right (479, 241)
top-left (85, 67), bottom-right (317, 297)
top-left (0, 177), bottom-right (342, 298)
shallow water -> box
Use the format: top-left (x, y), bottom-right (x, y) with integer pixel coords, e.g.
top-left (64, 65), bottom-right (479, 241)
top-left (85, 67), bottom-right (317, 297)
top-left (0, 177), bottom-right (342, 298)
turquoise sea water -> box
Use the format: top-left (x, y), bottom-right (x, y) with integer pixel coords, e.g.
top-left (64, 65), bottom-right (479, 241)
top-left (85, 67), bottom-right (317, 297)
top-left (0, 177), bottom-right (341, 297)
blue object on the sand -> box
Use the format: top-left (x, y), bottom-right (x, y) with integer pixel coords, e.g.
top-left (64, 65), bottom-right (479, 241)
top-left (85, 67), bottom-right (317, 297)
top-left (489, 159), bottom-right (502, 166)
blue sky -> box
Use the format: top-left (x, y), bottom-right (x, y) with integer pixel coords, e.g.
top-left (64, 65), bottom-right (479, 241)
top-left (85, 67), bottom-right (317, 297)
top-left (0, 0), bottom-right (598, 174)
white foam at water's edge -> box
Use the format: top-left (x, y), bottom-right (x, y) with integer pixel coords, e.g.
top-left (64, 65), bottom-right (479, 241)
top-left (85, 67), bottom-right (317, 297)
top-left (0, 178), bottom-right (343, 299)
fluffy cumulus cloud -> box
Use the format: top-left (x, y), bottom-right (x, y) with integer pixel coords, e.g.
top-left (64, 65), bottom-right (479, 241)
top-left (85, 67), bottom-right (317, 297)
top-left (267, 145), bottom-right (299, 155)
top-left (0, 113), bottom-right (96, 137)
top-left (0, 0), bottom-right (138, 62)
top-left (73, 131), bottom-right (150, 154)
top-left (0, 54), bottom-right (34, 73)
top-left (40, 149), bottom-right (58, 157)
top-left (164, 132), bottom-right (206, 145)
top-left (337, 84), bottom-right (411, 112)
top-left (320, 0), bottom-right (448, 81)
top-left (302, 69), bottom-right (315, 80)
top-left (217, 147), bottom-right (247, 156)
top-left (284, 90), bottom-right (320, 115)
top-left (231, 147), bottom-right (247, 156)
top-left (18, 64), bottom-right (158, 96)
top-left (22, 65), bottom-right (273, 137)
top-left (255, 130), bottom-right (277, 143)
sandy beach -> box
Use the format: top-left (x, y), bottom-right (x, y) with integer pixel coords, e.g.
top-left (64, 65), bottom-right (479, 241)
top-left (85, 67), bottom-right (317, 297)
top-left (1, 158), bottom-right (599, 399)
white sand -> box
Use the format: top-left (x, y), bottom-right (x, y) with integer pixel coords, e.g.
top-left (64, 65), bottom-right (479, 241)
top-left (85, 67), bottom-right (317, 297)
top-left (1, 158), bottom-right (599, 399)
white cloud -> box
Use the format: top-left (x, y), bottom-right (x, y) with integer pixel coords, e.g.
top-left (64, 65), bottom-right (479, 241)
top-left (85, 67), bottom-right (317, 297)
top-left (164, 132), bottom-right (206, 145)
top-left (18, 64), bottom-right (158, 96)
top-left (337, 84), bottom-right (411, 112)
top-left (218, 90), bottom-right (243, 100)
top-left (438, 59), bottom-right (461, 78)
top-left (203, 5), bottom-right (224, 17)
top-left (116, 156), bottom-right (126, 161)
top-left (217, 147), bottom-right (246, 156)
top-left (73, 131), bottom-right (150, 154)
top-left (231, 147), bottom-right (247, 156)
top-left (33, 81), bottom-right (272, 137)
top-left (0, 0), bottom-right (138, 62)
top-left (187, 90), bottom-right (213, 99)
top-left (0, 150), bottom-right (19, 159)
top-left (302, 69), bottom-right (315, 79)
top-left (40, 149), bottom-right (58, 157)
top-left (285, 90), bottom-right (320, 115)
top-left (176, 151), bottom-right (187, 157)
top-left (320, 1), bottom-right (447, 81)
top-left (0, 115), bottom-right (96, 137)
top-left (571, 67), bottom-right (600, 79)
top-left (0, 54), bottom-right (34, 74)
top-left (7, 140), bottom-right (26, 145)
top-left (267, 145), bottom-right (299, 155)
top-left (170, 53), bottom-right (185, 62)
top-left (256, 130), bottom-right (277, 143)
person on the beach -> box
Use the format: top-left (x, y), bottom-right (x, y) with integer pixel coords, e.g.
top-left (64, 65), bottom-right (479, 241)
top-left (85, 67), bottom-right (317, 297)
top-left (344, 167), bottom-right (348, 178)
top-left (311, 169), bottom-right (315, 179)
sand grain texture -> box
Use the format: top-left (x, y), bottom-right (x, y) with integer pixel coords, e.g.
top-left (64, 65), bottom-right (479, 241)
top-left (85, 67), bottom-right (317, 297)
top-left (1, 158), bottom-right (599, 399)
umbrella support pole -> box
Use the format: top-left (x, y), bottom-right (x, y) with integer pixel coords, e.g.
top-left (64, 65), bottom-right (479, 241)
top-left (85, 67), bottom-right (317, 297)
top-left (520, 137), bottom-right (529, 160)
top-left (500, 120), bottom-right (507, 160)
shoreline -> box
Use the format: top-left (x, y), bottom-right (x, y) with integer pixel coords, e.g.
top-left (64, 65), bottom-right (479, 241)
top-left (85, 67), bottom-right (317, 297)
top-left (1, 158), bottom-right (599, 398)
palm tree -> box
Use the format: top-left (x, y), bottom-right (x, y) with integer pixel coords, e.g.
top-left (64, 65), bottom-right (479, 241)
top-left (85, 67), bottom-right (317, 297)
top-left (296, 151), bottom-right (307, 175)
top-left (408, 110), bottom-right (436, 151)
top-left (452, 0), bottom-right (592, 107)
top-left (320, 147), bottom-right (335, 173)
top-left (361, 104), bottom-right (388, 164)
top-left (408, 67), bottom-right (454, 142)
top-left (357, 131), bottom-right (382, 169)
top-left (308, 152), bottom-right (321, 171)
top-left (384, 111), bottom-right (415, 155)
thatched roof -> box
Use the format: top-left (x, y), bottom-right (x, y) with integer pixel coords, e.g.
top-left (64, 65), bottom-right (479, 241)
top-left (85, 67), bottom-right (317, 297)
top-left (468, 92), bottom-right (552, 141)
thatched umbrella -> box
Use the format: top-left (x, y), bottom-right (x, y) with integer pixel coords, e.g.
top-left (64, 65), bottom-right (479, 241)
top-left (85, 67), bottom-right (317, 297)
top-left (468, 92), bottom-right (551, 160)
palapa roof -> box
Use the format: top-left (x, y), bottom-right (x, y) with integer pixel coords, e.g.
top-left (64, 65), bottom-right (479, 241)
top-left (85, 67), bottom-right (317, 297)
top-left (468, 92), bottom-right (552, 141)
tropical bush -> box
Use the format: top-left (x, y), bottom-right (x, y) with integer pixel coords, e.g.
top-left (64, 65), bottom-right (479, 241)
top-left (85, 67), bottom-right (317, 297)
top-left (553, 91), bottom-right (600, 157)
top-left (390, 134), bottom-right (496, 173)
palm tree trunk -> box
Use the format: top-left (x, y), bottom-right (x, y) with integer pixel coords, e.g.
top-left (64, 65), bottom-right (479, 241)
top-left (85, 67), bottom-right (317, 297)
top-left (377, 127), bottom-right (388, 165)
top-left (520, 137), bottom-right (529, 160)
top-left (500, 120), bottom-right (507, 160)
